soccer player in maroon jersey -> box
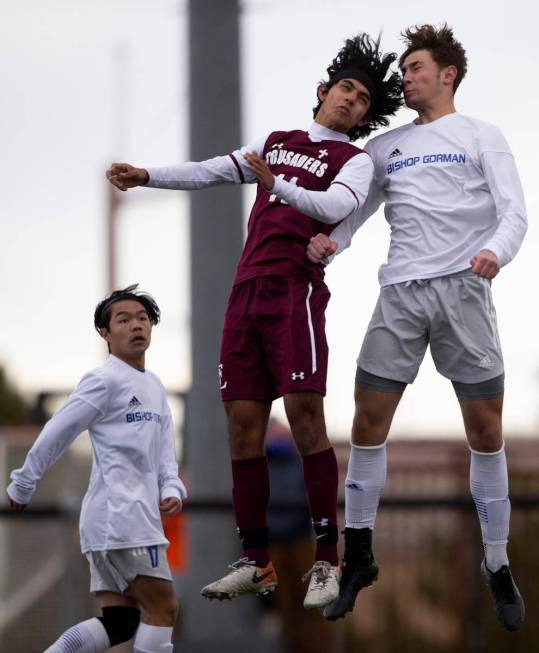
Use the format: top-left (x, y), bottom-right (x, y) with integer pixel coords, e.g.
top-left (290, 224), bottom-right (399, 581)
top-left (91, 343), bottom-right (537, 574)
top-left (106, 33), bottom-right (402, 609)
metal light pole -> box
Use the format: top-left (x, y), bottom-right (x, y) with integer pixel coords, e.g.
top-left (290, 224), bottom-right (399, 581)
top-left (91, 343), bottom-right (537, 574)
top-left (179, 1), bottom-right (276, 651)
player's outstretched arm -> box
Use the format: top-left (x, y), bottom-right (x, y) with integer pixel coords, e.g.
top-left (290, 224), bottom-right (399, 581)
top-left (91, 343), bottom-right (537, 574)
top-left (6, 374), bottom-right (107, 507)
top-left (307, 233), bottom-right (338, 263)
top-left (106, 163), bottom-right (149, 191)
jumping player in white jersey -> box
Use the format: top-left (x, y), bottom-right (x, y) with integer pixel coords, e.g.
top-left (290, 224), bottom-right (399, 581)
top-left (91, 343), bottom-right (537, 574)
top-left (7, 285), bottom-right (187, 653)
top-left (106, 34), bottom-right (402, 609)
top-left (308, 24), bottom-right (527, 630)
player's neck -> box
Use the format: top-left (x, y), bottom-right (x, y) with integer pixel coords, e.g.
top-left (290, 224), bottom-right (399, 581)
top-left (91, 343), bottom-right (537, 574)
top-left (414, 99), bottom-right (456, 125)
top-left (112, 351), bottom-right (146, 371)
top-left (314, 116), bottom-right (349, 136)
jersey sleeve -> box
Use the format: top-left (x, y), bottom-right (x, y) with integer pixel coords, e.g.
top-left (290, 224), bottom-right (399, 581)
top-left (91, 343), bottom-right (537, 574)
top-left (6, 372), bottom-right (108, 505)
top-left (233, 135), bottom-right (269, 183)
top-left (158, 402), bottom-right (187, 502)
top-left (270, 153), bottom-right (374, 224)
top-left (477, 125), bottom-right (527, 265)
top-left (323, 140), bottom-right (384, 260)
top-left (145, 135), bottom-right (268, 190)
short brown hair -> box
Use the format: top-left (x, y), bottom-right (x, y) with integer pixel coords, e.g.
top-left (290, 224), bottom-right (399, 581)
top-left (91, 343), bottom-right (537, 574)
top-left (399, 24), bottom-right (468, 92)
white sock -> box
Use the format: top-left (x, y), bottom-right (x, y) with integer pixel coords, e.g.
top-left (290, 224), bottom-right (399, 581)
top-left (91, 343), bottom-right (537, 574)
top-left (133, 623), bottom-right (174, 653)
top-left (470, 444), bottom-right (510, 571)
top-left (345, 443), bottom-right (387, 530)
top-left (44, 618), bottom-right (110, 653)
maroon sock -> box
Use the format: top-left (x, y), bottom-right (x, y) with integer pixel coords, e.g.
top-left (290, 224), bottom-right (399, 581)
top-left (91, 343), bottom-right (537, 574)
top-left (302, 447), bottom-right (339, 566)
top-left (231, 456), bottom-right (270, 566)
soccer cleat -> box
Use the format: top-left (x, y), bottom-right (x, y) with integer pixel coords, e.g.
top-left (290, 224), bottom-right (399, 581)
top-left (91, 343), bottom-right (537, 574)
top-left (481, 559), bottom-right (525, 631)
top-left (323, 556), bottom-right (379, 620)
top-left (302, 561), bottom-right (341, 609)
top-left (323, 527), bottom-right (379, 620)
top-left (200, 558), bottom-right (277, 600)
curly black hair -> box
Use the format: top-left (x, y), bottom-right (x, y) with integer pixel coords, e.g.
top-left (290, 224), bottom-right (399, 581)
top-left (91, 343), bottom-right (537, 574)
top-left (94, 283), bottom-right (161, 332)
top-left (399, 24), bottom-right (467, 92)
top-left (313, 33), bottom-right (403, 141)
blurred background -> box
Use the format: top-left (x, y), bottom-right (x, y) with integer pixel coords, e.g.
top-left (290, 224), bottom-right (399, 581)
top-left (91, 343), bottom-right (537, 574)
top-left (1, 0), bottom-right (538, 651)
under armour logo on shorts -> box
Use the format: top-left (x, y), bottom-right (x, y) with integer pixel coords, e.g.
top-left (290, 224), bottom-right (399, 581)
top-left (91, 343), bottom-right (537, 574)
top-left (291, 371), bottom-right (305, 380)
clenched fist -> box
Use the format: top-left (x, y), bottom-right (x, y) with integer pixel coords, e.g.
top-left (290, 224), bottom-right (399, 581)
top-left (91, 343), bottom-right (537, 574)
top-left (106, 163), bottom-right (149, 191)
top-left (307, 233), bottom-right (338, 264)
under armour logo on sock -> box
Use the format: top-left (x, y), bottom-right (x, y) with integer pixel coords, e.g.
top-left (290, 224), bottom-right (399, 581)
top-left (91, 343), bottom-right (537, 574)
top-left (313, 517), bottom-right (329, 528)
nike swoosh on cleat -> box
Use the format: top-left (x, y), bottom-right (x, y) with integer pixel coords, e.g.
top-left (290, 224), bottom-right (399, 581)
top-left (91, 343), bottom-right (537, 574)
top-left (252, 571), bottom-right (273, 583)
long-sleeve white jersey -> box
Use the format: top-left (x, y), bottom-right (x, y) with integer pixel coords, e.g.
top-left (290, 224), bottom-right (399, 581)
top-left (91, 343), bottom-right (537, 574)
top-left (146, 122), bottom-right (373, 225)
top-left (328, 112), bottom-right (527, 285)
top-left (7, 355), bottom-right (187, 553)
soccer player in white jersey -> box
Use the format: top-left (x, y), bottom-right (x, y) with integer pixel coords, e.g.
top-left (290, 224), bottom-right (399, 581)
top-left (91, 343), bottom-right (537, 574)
top-left (6, 285), bottom-right (187, 653)
top-left (307, 24), bottom-right (527, 630)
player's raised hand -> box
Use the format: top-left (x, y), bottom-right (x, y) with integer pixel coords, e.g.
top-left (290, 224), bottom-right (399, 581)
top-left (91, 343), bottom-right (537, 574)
top-left (159, 496), bottom-right (183, 517)
top-left (244, 152), bottom-right (274, 191)
top-left (471, 249), bottom-right (500, 279)
top-left (307, 233), bottom-right (338, 263)
top-left (106, 163), bottom-right (149, 191)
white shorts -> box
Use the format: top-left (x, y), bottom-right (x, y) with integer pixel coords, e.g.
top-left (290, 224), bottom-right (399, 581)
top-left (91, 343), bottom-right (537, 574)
top-left (358, 270), bottom-right (504, 384)
top-left (86, 545), bottom-right (172, 594)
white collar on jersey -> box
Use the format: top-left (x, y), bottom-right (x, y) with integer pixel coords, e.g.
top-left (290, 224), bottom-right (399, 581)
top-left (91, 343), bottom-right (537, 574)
top-left (308, 122), bottom-right (350, 143)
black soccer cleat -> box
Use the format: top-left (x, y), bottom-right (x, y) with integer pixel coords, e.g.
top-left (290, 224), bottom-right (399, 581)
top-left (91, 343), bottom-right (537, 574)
top-left (323, 557), bottom-right (379, 620)
top-left (481, 559), bottom-right (525, 631)
top-left (323, 527), bottom-right (379, 621)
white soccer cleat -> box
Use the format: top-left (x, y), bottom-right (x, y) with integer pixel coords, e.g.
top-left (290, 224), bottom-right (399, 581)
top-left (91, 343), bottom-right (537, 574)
top-left (201, 557), bottom-right (278, 600)
top-left (302, 561), bottom-right (341, 609)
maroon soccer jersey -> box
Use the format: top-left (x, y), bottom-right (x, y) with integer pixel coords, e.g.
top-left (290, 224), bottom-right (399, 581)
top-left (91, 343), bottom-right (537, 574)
top-left (232, 130), bottom-right (362, 285)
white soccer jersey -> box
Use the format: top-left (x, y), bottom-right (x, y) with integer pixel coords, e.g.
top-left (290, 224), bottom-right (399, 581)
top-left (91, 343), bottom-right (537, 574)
top-left (7, 355), bottom-right (187, 553)
top-left (329, 113), bottom-right (527, 285)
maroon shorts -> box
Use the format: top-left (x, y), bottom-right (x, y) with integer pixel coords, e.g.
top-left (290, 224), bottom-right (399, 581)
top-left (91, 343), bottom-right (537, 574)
top-left (219, 276), bottom-right (330, 401)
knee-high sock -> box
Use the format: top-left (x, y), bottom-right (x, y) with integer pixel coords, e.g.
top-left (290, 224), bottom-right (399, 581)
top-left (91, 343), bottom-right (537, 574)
top-left (470, 444), bottom-right (510, 571)
top-left (345, 443), bottom-right (387, 530)
top-left (44, 618), bottom-right (110, 653)
top-left (231, 456), bottom-right (270, 566)
top-left (134, 624), bottom-right (173, 653)
top-left (302, 448), bottom-right (339, 566)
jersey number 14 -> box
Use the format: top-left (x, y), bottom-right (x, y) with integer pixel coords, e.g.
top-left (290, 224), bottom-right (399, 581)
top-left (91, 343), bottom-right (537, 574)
top-left (269, 174), bottom-right (298, 204)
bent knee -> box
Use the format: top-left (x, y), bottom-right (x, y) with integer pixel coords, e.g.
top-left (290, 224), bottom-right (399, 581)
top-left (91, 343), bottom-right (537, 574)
top-left (352, 406), bottom-right (393, 443)
top-left (99, 606), bottom-right (141, 646)
top-left (469, 427), bottom-right (503, 453)
top-left (143, 596), bottom-right (178, 626)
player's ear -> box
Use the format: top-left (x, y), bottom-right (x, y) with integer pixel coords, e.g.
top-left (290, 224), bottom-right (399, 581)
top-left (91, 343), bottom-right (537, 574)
top-left (441, 64), bottom-right (457, 88)
top-left (356, 114), bottom-right (370, 127)
top-left (98, 327), bottom-right (111, 343)
top-left (317, 84), bottom-right (329, 103)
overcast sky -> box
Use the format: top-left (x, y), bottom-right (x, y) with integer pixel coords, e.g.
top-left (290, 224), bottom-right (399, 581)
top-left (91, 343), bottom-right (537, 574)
top-left (1, 0), bottom-right (538, 439)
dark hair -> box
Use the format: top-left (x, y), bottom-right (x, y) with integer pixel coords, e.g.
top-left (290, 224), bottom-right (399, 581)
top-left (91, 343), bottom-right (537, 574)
top-left (399, 24), bottom-right (468, 92)
top-left (94, 284), bottom-right (160, 332)
top-left (313, 33), bottom-right (403, 141)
